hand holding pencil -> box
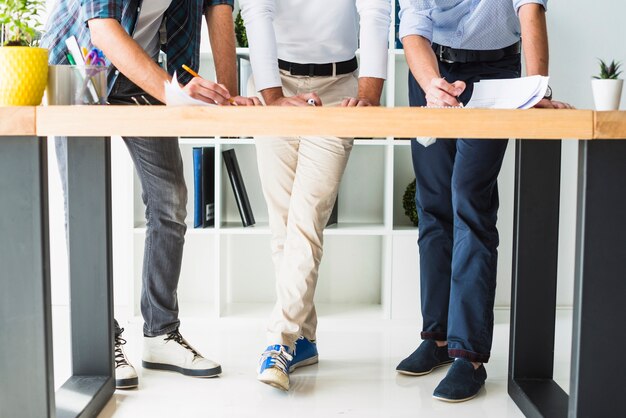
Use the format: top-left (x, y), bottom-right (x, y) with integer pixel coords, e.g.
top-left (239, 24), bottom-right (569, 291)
top-left (182, 64), bottom-right (262, 106)
top-left (180, 64), bottom-right (233, 105)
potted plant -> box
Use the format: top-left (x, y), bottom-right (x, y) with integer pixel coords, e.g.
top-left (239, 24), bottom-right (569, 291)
top-left (234, 10), bottom-right (248, 48)
top-left (403, 179), bottom-right (419, 227)
top-left (0, 0), bottom-right (48, 106)
top-left (591, 59), bottom-right (623, 111)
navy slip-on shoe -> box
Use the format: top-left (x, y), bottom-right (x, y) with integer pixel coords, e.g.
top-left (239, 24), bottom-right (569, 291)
top-left (396, 340), bottom-right (454, 376)
top-left (433, 358), bottom-right (487, 402)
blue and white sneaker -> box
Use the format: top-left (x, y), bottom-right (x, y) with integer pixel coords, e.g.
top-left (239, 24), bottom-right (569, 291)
top-left (290, 336), bottom-right (319, 372)
top-left (257, 345), bottom-right (293, 391)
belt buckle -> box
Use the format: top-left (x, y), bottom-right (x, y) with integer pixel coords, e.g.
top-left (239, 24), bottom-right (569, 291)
top-left (439, 47), bottom-right (455, 64)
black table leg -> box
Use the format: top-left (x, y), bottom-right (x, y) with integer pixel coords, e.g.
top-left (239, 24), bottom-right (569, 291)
top-left (569, 140), bottom-right (626, 418)
top-left (509, 140), bottom-right (567, 418)
top-left (55, 136), bottom-right (115, 417)
top-left (0, 136), bottom-right (54, 418)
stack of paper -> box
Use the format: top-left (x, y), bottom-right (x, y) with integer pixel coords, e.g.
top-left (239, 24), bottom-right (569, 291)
top-left (465, 75), bottom-right (550, 109)
top-left (416, 75), bottom-right (550, 147)
top-left (165, 72), bottom-right (215, 106)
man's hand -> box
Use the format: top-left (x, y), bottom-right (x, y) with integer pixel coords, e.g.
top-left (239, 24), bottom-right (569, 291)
top-left (230, 95), bottom-right (263, 106)
top-left (182, 78), bottom-right (232, 105)
top-left (265, 92), bottom-right (322, 107)
top-left (341, 97), bottom-right (374, 107)
top-left (425, 78), bottom-right (466, 107)
top-left (534, 98), bottom-right (574, 109)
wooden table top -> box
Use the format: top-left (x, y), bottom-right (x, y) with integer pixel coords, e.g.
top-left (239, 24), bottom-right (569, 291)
top-left (2, 106), bottom-right (625, 139)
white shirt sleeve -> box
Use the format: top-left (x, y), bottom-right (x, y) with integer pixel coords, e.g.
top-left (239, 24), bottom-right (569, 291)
top-left (356, 0), bottom-right (392, 80)
top-left (513, 0), bottom-right (548, 13)
top-left (240, 0), bottom-right (282, 92)
top-left (398, 0), bottom-right (435, 43)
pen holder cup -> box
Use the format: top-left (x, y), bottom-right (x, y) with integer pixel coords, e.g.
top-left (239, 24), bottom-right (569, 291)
top-left (47, 65), bottom-right (108, 105)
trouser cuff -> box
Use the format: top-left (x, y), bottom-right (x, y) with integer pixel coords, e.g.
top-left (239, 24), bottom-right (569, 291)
top-left (144, 322), bottom-right (180, 338)
top-left (448, 348), bottom-right (490, 363)
top-left (421, 331), bottom-right (447, 341)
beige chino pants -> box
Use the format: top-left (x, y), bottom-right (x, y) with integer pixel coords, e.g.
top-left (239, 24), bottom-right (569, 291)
top-left (249, 70), bottom-right (358, 348)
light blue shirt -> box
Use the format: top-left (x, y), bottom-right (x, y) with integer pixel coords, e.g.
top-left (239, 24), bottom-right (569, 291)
top-left (399, 0), bottom-right (548, 50)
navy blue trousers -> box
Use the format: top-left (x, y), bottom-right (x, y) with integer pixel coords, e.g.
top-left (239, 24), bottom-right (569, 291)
top-left (409, 53), bottom-right (521, 363)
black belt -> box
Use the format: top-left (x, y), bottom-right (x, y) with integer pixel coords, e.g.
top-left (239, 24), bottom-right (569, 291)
top-left (433, 42), bottom-right (521, 64)
top-left (278, 57), bottom-right (358, 77)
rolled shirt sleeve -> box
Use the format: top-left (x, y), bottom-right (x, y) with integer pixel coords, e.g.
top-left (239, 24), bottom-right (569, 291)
top-left (398, 0), bottom-right (435, 43)
top-left (240, 0), bottom-right (282, 92)
top-left (356, 0), bottom-right (392, 80)
top-left (512, 0), bottom-right (548, 13)
top-left (203, 0), bottom-right (234, 14)
top-left (81, 0), bottom-right (124, 25)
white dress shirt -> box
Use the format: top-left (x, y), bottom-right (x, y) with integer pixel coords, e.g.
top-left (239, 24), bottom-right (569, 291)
top-left (240, 0), bottom-right (391, 92)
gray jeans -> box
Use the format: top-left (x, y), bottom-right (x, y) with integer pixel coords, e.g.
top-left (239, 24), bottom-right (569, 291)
top-left (56, 74), bottom-right (187, 337)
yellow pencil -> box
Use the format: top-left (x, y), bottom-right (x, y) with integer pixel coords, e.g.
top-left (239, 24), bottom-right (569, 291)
top-left (182, 64), bottom-right (235, 105)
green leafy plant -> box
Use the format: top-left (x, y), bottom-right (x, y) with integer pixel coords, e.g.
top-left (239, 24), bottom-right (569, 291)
top-left (234, 10), bottom-right (248, 48)
top-left (0, 0), bottom-right (45, 46)
top-left (594, 59), bottom-right (622, 80)
top-left (402, 179), bottom-right (419, 227)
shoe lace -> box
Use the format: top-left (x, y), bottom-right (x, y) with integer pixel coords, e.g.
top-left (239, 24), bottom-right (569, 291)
top-left (114, 328), bottom-right (130, 368)
top-left (165, 330), bottom-right (201, 359)
top-left (260, 346), bottom-right (292, 373)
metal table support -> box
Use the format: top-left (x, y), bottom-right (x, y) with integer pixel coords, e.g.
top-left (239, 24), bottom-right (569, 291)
top-left (1, 136), bottom-right (54, 417)
top-left (0, 135), bottom-right (115, 418)
top-left (509, 139), bottom-right (626, 418)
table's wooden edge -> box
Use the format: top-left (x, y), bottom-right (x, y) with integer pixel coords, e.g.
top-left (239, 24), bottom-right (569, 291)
top-left (594, 111), bottom-right (626, 139)
top-left (35, 106), bottom-right (599, 140)
top-left (4, 106), bottom-right (625, 139)
top-left (0, 107), bottom-right (36, 136)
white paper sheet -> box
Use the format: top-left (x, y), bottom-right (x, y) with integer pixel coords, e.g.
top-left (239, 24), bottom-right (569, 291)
top-left (465, 75), bottom-right (549, 109)
top-left (165, 72), bottom-right (216, 106)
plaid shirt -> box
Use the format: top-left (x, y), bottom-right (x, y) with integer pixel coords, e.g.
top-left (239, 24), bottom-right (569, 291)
top-left (41, 0), bottom-right (233, 88)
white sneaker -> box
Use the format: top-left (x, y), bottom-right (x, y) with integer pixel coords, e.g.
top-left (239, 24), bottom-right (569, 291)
top-left (142, 330), bottom-right (222, 377)
top-left (114, 330), bottom-right (138, 389)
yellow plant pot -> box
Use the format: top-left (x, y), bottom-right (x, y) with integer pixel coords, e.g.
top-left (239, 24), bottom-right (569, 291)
top-left (0, 47), bottom-right (49, 106)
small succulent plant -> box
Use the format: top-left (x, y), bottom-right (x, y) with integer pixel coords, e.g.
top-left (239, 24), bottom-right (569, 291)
top-left (594, 59), bottom-right (623, 80)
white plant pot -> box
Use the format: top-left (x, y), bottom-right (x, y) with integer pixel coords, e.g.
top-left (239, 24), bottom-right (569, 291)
top-left (591, 78), bottom-right (623, 111)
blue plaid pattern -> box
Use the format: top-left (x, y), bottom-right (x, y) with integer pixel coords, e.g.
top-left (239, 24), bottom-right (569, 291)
top-left (41, 0), bottom-right (233, 88)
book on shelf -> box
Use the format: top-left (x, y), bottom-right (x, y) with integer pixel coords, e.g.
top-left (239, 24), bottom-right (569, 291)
top-left (192, 146), bottom-right (215, 228)
top-left (222, 148), bottom-right (255, 227)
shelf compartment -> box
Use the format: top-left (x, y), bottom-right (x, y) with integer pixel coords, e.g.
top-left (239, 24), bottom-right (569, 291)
top-left (392, 145), bottom-right (418, 229)
top-left (220, 235), bottom-right (384, 315)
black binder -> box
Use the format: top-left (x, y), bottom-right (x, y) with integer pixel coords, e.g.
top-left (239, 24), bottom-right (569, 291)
top-left (202, 147), bottom-right (215, 227)
top-left (222, 148), bottom-right (255, 227)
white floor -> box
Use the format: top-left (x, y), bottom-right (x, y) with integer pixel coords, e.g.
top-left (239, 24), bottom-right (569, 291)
top-left (52, 308), bottom-right (573, 418)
